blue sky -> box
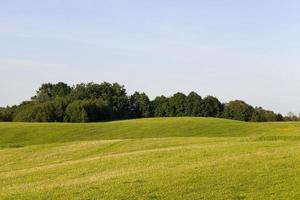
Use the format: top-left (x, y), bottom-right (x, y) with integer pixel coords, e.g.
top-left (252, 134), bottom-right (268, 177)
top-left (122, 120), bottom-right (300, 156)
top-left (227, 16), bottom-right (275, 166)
top-left (0, 0), bottom-right (300, 114)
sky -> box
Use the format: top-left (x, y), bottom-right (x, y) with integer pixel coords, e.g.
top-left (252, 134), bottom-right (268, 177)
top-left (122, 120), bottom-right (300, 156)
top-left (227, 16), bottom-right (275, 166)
top-left (0, 0), bottom-right (300, 115)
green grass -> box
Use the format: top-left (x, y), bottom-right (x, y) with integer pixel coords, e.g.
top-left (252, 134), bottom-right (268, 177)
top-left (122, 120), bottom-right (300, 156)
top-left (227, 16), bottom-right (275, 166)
top-left (0, 117), bottom-right (299, 199)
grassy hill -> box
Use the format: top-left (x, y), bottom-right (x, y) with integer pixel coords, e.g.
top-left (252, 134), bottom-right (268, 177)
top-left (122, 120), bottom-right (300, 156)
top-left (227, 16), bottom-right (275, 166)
top-left (0, 117), bottom-right (299, 199)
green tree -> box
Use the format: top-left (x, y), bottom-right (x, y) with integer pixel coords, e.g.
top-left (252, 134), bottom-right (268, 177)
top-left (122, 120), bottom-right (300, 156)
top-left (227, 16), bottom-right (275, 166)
top-left (129, 92), bottom-right (152, 118)
top-left (185, 92), bottom-right (202, 116)
top-left (223, 100), bottom-right (254, 121)
top-left (276, 114), bottom-right (284, 121)
top-left (14, 102), bottom-right (52, 122)
top-left (4, 81), bottom-right (286, 123)
top-left (263, 110), bottom-right (278, 122)
top-left (169, 93), bottom-right (187, 116)
top-left (0, 106), bottom-right (15, 122)
top-left (64, 100), bottom-right (86, 122)
top-left (70, 82), bottom-right (129, 119)
top-left (52, 98), bottom-right (70, 122)
top-left (65, 99), bottom-right (111, 122)
top-left (201, 96), bottom-right (223, 117)
top-left (32, 82), bottom-right (71, 101)
top-left (250, 107), bottom-right (267, 122)
top-left (153, 96), bottom-right (171, 117)
top-left (251, 107), bottom-right (281, 122)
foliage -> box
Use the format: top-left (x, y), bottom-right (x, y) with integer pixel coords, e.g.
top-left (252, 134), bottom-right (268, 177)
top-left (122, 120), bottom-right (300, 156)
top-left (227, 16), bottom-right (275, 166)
top-left (32, 82), bottom-right (71, 101)
top-left (129, 92), bottom-right (152, 118)
top-left (168, 93), bottom-right (187, 116)
top-left (185, 92), bottom-right (203, 116)
top-left (223, 100), bottom-right (254, 121)
top-left (70, 82), bottom-right (129, 119)
top-left (65, 99), bottom-right (111, 122)
top-left (153, 96), bottom-right (171, 117)
top-left (0, 106), bottom-right (15, 122)
top-left (201, 96), bottom-right (223, 117)
top-left (0, 82), bottom-right (290, 122)
top-left (13, 99), bottom-right (68, 122)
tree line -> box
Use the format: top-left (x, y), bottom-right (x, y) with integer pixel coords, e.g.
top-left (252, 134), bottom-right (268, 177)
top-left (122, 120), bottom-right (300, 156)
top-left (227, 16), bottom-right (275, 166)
top-left (0, 82), bottom-right (295, 123)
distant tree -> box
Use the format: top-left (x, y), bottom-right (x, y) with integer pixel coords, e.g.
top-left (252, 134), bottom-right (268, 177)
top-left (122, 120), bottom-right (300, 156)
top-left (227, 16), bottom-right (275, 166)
top-left (153, 96), bottom-right (171, 117)
top-left (4, 81), bottom-right (287, 123)
top-left (201, 96), bottom-right (223, 117)
top-left (0, 106), bottom-right (15, 122)
top-left (14, 102), bottom-right (54, 122)
top-left (185, 92), bottom-right (202, 116)
top-left (251, 107), bottom-right (267, 122)
top-left (250, 107), bottom-right (282, 122)
top-left (52, 98), bottom-right (70, 122)
top-left (65, 99), bottom-right (111, 122)
top-left (32, 82), bottom-right (71, 101)
top-left (64, 100), bottom-right (85, 122)
top-left (33, 102), bottom-right (56, 122)
top-left (84, 99), bottom-right (111, 122)
top-left (70, 82), bottom-right (129, 119)
top-left (69, 83), bottom-right (88, 100)
top-left (110, 83), bottom-right (130, 119)
top-left (129, 92), bottom-right (152, 118)
top-left (263, 110), bottom-right (278, 122)
top-left (285, 112), bottom-right (298, 121)
top-left (223, 100), bottom-right (254, 121)
top-left (276, 114), bottom-right (284, 121)
top-left (16, 100), bottom-right (68, 122)
top-left (168, 93), bottom-right (187, 117)
top-left (0, 107), bottom-right (3, 121)
top-left (13, 98), bottom-right (71, 122)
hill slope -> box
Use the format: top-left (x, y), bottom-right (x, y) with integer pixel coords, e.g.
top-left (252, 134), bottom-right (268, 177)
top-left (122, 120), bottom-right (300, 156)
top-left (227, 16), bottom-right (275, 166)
top-left (0, 118), bottom-right (299, 199)
top-left (1, 117), bottom-right (300, 148)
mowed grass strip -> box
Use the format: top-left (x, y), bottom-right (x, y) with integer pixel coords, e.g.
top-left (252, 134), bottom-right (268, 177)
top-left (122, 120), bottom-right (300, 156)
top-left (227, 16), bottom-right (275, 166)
top-left (0, 118), bottom-right (300, 199)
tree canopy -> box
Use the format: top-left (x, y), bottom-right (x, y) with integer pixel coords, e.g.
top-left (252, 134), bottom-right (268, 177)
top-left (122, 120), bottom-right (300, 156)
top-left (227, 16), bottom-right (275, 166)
top-left (0, 82), bottom-right (290, 122)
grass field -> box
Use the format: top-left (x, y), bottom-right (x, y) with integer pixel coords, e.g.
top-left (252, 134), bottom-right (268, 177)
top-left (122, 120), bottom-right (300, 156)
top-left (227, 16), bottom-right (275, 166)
top-left (0, 117), bottom-right (299, 199)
